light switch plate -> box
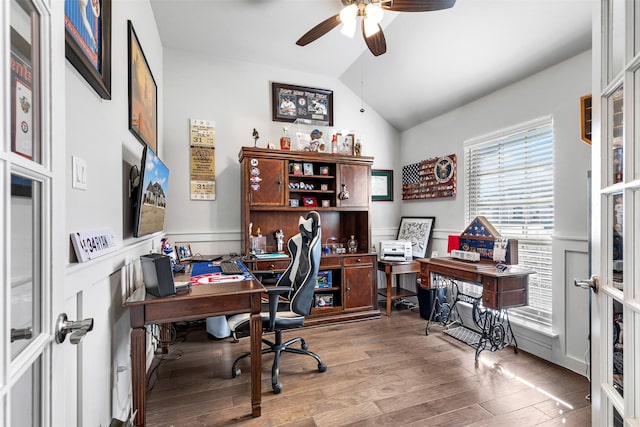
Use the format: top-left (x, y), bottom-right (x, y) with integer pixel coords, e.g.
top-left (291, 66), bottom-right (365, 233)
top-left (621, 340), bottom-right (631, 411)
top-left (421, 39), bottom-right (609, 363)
top-left (72, 156), bottom-right (87, 190)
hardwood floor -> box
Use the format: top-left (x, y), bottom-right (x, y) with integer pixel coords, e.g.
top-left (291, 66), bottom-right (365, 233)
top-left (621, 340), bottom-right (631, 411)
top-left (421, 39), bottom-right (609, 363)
top-left (145, 309), bottom-right (591, 426)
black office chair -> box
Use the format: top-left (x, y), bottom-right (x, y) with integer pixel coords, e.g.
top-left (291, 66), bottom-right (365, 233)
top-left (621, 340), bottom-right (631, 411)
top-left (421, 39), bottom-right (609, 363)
top-left (227, 211), bottom-right (327, 393)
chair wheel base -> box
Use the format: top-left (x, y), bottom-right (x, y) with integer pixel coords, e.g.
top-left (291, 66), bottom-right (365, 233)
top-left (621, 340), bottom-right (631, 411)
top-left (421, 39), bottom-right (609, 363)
top-left (272, 383), bottom-right (282, 394)
top-left (318, 363), bottom-right (327, 373)
top-left (232, 367), bottom-right (241, 378)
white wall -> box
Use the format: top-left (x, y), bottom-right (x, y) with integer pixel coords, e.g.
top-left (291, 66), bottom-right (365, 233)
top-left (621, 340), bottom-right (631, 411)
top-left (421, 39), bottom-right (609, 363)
top-left (400, 50), bottom-right (593, 374)
top-left (161, 48), bottom-right (401, 255)
top-left (62, 1), bottom-right (164, 424)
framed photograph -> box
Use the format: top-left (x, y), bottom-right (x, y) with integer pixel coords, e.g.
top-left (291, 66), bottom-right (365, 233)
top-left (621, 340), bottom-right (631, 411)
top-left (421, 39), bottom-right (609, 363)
top-left (321, 199), bottom-right (330, 207)
top-left (396, 216), bottom-right (436, 259)
top-left (272, 82), bottom-right (334, 125)
top-left (302, 196), bottom-right (318, 207)
top-left (337, 133), bottom-right (355, 155)
top-left (314, 294), bottom-right (334, 307)
top-left (65, 0), bottom-right (112, 99)
top-left (303, 162), bottom-right (314, 176)
top-left (128, 20), bottom-right (158, 152)
top-left (290, 162), bottom-right (303, 175)
top-left (289, 199), bottom-right (299, 207)
top-left (319, 166), bottom-right (329, 175)
top-left (175, 243), bottom-right (193, 263)
top-left (371, 169), bottom-right (393, 201)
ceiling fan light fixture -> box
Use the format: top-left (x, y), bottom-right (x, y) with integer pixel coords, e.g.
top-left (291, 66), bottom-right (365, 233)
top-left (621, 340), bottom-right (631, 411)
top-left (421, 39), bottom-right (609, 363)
top-left (363, 17), bottom-right (380, 37)
top-left (339, 4), bottom-right (358, 37)
top-left (365, 3), bottom-right (383, 24)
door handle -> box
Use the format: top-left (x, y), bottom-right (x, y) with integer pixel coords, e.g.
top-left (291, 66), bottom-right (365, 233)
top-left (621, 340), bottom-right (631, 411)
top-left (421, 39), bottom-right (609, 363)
top-left (574, 275), bottom-right (599, 293)
top-left (55, 313), bottom-right (94, 344)
top-left (10, 327), bottom-right (33, 342)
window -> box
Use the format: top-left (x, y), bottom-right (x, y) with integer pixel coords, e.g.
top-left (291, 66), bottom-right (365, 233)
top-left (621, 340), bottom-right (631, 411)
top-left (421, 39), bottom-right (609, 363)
top-left (465, 117), bottom-right (554, 326)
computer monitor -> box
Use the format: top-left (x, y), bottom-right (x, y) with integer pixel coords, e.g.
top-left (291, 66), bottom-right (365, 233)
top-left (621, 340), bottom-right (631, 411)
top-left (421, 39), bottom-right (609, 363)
top-left (132, 146), bottom-right (170, 237)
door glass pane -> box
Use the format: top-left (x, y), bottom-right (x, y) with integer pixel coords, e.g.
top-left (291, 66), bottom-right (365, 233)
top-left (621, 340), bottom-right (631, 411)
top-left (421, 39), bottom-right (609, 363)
top-left (636, 71), bottom-right (640, 180)
top-left (611, 299), bottom-right (623, 397)
top-left (610, 401), bottom-right (624, 426)
top-left (10, 357), bottom-right (41, 427)
top-left (10, 174), bottom-right (41, 359)
top-left (607, 0), bottom-right (625, 81)
top-left (10, 0), bottom-right (41, 163)
top-left (609, 86), bottom-right (624, 185)
top-left (612, 193), bottom-right (623, 290)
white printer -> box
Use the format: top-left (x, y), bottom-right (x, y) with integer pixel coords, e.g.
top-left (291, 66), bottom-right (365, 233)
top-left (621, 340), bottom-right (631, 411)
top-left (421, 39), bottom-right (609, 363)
top-left (379, 240), bottom-right (412, 261)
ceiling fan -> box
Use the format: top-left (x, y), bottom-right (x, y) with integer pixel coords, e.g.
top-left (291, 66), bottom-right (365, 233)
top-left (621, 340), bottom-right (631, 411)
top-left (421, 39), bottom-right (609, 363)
top-left (296, 0), bottom-right (456, 57)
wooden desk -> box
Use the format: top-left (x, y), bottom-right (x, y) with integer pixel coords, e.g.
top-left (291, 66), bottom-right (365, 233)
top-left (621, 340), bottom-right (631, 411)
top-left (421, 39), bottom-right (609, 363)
top-left (417, 257), bottom-right (533, 310)
top-left (125, 277), bottom-right (265, 426)
top-left (377, 259), bottom-right (420, 316)
top-left (417, 257), bottom-right (535, 359)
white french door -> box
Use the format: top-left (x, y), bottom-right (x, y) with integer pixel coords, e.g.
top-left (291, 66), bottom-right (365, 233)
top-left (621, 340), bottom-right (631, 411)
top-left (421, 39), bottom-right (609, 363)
top-left (1, 0), bottom-right (65, 425)
top-left (591, 0), bottom-right (640, 425)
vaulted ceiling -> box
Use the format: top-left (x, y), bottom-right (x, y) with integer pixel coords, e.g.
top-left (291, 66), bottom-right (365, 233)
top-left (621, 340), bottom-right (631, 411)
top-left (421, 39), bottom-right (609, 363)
top-left (150, 0), bottom-right (592, 132)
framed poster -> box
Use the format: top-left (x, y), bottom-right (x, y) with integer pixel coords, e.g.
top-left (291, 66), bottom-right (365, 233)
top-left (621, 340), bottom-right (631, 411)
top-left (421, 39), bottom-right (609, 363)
top-left (272, 82), bottom-right (333, 125)
top-left (371, 169), bottom-right (393, 201)
top-left (128, 20), bottom-right (157, 152)
top-left (396, 216), bottom-right (435, 259)
top-left (65, 0), bottom-right (111, 99)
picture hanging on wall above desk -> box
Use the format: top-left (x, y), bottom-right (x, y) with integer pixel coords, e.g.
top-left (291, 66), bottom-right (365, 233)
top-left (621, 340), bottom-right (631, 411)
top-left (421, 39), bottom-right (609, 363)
top-left (402, 154), bottom-right (456, 200)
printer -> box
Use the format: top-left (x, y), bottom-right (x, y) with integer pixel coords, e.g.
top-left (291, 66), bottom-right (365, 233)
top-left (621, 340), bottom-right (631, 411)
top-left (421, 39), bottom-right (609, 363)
top-left (379, 240), bottom-right (412, 261)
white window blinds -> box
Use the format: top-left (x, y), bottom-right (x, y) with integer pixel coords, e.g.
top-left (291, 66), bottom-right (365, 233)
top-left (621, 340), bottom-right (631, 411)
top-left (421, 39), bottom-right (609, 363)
top-left (465, 117), bottom-right (554, 325)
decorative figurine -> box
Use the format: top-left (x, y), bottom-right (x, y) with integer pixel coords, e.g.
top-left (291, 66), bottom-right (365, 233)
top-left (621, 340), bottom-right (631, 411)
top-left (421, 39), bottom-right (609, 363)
top-left (252, 128), bottom-right (259, 147)
top-left (274, 229), bottom-right (285, 253)
top-left (309, 129), bottom-right (325, 152)
top-left (339, 183), bottom-right (350, 200)
top-left (354, 139), bottom-right (362, 156)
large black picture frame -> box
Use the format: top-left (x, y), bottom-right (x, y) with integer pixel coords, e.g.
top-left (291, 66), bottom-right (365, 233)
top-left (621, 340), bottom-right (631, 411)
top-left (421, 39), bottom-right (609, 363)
top-left (396, 216), bottom-right (436, 259)
top-left (64, 0), bottom-right (111, 99)
top-left (128, 20), bottom-right (158, 152)
top-left (272, 82), bottom-right (334, 126)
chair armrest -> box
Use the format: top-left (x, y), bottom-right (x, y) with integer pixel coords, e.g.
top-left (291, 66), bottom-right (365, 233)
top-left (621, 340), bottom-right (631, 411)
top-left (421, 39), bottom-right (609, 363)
top-left (264, 286), bottom-right (294, 330)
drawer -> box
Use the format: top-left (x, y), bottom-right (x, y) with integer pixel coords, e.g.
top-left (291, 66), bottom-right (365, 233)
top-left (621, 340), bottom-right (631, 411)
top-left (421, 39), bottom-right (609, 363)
top-left (482, 289), bottom-right (527, 310)
top-left (319, 257), bottom-right (342, 268)
top-left (254, 260), bottom-right (289, 271)
top-left (343, 255), bottom-right (374, 267)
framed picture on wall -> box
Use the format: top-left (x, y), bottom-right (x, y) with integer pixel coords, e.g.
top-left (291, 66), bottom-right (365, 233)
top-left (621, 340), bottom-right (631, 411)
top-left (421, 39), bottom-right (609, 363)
top-left (396, 216), bottom-right (435, 259)
top-left (336, 133), bottom-right (355, 155)
top-left (371, 169), bottom-right (393, 201)
top-left (65, 0), bottom-right (112, 99)
top-left (271, 82), bottom-right (334, 125)
top-left (128, 20), bottom-right (158, 152)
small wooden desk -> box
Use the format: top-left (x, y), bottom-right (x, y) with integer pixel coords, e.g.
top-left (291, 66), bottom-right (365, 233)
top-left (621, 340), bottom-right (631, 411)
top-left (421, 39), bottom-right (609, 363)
top-left (417, 257), bottom-right (535, 359)
top-left (377, 259), bottom-right (420, 316)
top-left (125, 277), bottom-right (265, 426)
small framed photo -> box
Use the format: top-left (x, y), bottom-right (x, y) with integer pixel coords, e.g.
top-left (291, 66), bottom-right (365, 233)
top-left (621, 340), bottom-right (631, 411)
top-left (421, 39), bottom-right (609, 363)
top-left (303, 163), bottom-right (314, 175)
top-left (314, 293), bottom-right (334, 307)
top-left (321, 199), bottom-right (330, 208)
top-left (175, 243), bottom-right (193, 263)
top-left (320, 183), bottom-right (329, 191)
top-left (302, 196), bottom-right (318, 207)
top-left (337, 133), bottom-right (355, 155)
top-left (319, 166), bottom-right (330, 175)
top-left (290, 162), bottom-right (303, 175)
top-left (289, 199), bottom-right (300, 207)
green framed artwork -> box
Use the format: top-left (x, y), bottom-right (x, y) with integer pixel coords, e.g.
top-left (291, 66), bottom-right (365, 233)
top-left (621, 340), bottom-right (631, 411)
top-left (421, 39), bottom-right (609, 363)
top-left (371, 169), bottom-right (393, 201)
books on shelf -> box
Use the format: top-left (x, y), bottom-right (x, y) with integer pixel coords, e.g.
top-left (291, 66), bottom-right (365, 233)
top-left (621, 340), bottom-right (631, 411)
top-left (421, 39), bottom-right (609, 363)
top-left (315, 270), bottom-right (332, 288)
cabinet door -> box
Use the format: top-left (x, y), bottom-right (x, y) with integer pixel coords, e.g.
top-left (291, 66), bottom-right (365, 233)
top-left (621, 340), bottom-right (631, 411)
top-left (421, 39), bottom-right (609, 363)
top-left (344, 266), bottom-right (373, 309)
top-left (338, 164), bottom-right (370, 208)
top-left (249, 158), bottom-right (285, 206)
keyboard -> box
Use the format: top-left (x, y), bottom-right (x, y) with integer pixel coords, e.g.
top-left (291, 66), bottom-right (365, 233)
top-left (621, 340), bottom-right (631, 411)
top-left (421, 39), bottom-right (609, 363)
top-left (220, 260), bottom-right (243, 275)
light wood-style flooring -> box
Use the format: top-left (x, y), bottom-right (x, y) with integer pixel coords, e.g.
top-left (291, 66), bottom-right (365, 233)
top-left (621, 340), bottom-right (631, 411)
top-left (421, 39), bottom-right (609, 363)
top-left (145, 309), bottom-right (591, 426)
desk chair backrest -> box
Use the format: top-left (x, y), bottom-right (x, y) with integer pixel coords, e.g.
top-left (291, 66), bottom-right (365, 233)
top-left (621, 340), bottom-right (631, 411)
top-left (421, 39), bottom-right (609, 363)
top-left (277, 211), bottom-right (321, 316)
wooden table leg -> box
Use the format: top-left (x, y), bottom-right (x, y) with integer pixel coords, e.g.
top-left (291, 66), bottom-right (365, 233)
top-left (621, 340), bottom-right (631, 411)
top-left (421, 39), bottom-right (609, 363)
top-left (250, 311), bottom-right (262, 417)
top-left (131, 327), bottom-right (146, 426)
top-left (386, 272), bottom-right (393, 316)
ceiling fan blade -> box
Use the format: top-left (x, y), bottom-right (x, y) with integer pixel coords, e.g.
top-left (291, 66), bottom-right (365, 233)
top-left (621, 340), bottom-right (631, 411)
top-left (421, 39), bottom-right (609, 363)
top-left (382, 0), bottom-right (456, 12)
top-left (362, 22), bottom-right (386, 57)
top-left (296, 14), bottom-right (342, 46)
